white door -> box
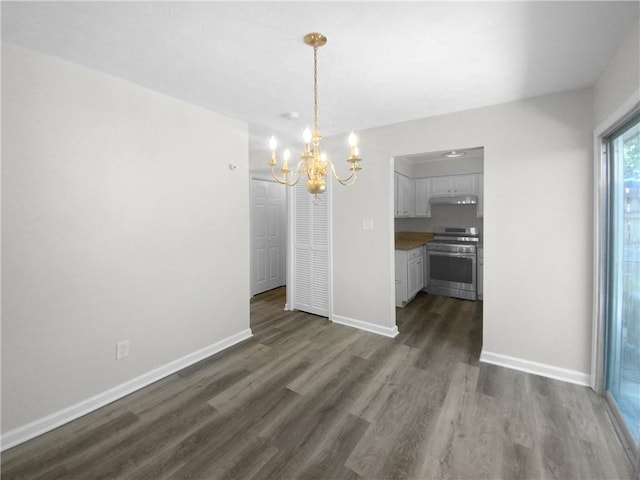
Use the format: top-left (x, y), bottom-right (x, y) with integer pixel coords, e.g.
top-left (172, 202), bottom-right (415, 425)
top-left (251, 179), bottom-right (286, 296)
top-left (290, 182), bottom-right (330, 317)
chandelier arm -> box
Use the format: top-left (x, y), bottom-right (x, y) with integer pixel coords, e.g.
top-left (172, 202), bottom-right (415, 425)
top-left (328, 160), bottom-right (357, 186)
top-left (270, 167), bottom-right (289, 185)
top-left (289, 160), bottom-right (305, 186)
top-left (271, 160), bottom-right (304, 187)
top-left (271, 167), bottom-right (289, 185)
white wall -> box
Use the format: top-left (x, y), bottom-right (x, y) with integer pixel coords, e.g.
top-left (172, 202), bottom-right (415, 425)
top-left (251, 18), bottom-right (639, 387)
top-left (1, 44), bottom-right (250, 435)
top-left (593, 18), bottom-right (640, 127)
top-left (322, 88), bottom-right (594, 379)
top-left (249, 18), bottom-right (639, 383)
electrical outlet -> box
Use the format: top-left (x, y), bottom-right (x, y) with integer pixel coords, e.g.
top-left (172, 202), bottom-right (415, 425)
top-left (116, 340), bottom-right (130, 360)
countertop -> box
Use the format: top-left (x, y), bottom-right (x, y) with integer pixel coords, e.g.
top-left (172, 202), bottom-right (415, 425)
top-left (395, 232), bottom-right (433, 250)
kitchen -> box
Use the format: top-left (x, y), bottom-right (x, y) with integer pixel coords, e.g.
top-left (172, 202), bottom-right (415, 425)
top-left (394, 147), bottom-right (484, 307)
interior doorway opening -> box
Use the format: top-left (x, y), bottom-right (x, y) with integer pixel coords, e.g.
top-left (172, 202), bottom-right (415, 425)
top-left (392, 146), bottom-right (484, 312)
top-left (250, 178), bottom-right (287, 297)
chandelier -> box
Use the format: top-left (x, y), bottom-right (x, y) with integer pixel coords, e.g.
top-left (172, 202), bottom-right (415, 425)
top-left (269, 33), bottom-right (362, 195)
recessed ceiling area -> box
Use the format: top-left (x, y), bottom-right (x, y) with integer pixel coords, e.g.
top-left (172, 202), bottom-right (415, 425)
top-left (2, 2), bottom-right (638, 151)
top-left (398, 147), bottom-right (485, 165)
top-left (395, 147), bottom-right (485, 179)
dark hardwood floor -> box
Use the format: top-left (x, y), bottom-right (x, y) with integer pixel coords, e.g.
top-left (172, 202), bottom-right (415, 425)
top-left (1, 288), bottom-right (633, 479)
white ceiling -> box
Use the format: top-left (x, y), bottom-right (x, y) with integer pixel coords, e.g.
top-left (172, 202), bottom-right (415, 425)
top-left (2, 1), bottom-right (638, 152)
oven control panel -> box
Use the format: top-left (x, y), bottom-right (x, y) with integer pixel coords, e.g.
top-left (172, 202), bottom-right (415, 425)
top-left (427, 243), bottom-right (476, 254)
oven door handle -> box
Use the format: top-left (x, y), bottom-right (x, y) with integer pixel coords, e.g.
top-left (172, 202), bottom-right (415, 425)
top-left (427, 250), bottom-right (476, 259)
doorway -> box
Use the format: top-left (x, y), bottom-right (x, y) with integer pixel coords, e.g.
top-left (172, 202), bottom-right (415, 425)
top-left (250, 178), bottom-right (286, 296)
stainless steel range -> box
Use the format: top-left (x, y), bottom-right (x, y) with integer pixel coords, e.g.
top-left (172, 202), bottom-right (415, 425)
top-left (426, 227), bottom-right (480, 301)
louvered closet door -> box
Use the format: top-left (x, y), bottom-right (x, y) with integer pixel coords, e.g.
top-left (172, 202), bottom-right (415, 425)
top-left (293, 182), bottom-right (329, 317)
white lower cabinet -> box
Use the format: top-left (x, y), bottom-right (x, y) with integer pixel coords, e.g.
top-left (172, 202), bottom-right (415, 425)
top-left (423, 245), bottom-right (429, 292)
top-left (395, 247), bottom-right (424, 307)
top-left (477, 247), bottom-right (483, 300)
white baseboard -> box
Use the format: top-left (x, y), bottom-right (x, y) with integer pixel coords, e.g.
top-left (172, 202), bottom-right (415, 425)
top-left (479, 349), bottom-right (590, 387)
top-left (1, 328), bottom-right (253, 451)
top-left (331, 314), bottom-right (399, 338)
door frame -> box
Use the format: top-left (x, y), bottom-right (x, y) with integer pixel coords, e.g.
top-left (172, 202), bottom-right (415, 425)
top-left (592, 88), bottom-right (640, 470)
top-left (592, 89), bottom-right (640, 392)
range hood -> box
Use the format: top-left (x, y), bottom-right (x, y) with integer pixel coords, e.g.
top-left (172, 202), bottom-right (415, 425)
top-left (429, 195), bottom-right (478, 206)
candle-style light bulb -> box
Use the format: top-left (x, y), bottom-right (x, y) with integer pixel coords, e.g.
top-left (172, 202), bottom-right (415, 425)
top-left (303, 128), bottom-right (312, 153)
top-left (348, 131), bottom-right (359, 159)
top-left (269, 136), bottom-right (278, 165)
top-left (348, 131), bottom-right (358, 147)
top-left (282, 149), bottom-right (291, 170)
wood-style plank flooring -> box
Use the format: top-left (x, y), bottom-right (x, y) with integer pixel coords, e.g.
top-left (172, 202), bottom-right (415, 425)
top-left (1, 288), bottom-right (634, 479)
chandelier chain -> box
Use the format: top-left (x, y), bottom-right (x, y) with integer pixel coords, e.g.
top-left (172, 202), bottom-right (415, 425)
top-left (313, 46), bottom-right (319, 136)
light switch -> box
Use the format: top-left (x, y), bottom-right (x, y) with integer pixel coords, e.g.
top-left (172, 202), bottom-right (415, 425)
top-left (362, 219), bottom-right (374, 230)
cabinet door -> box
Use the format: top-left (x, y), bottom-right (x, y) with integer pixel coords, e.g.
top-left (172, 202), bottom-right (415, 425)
top-left (476, 174), bottom-right (484, 217)
top-left (431, 174), bottom-right (478, 196)
top-left (423, 246), bottom-right (429, 291)
top-left (453, 174), bottom-right (477, 194)
top-left (395, 173), bottom-right (406, 217)
top-left (402, 175), bottom-right (414, 217)
top-left (431, 176), bottom-right (453, 195)
top-left (395, 250), bottom-right (409, 306)
top-left (394, 173), bottom-right (400, 217)
top-left (477, 248), bottom-right (483, 299)
top-left (414, 178), bottom-right (431, 217)
top-left (408, 256), bottom-right (424, 298)
top-left (395, 174), bottom-right (414, 217)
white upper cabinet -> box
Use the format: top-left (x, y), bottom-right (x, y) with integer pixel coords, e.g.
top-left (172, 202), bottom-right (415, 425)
top-left (453, 174), bottom-right (477, 195)
top-left (414, 178), bottom-right (431, 217)
top-left (430, 176), bottom-right (451, 196)
top-left (395, 172), bottom-right (482, 218)
top-left (477, 174), bottom-right (484, 217)
top-left (394, 173), bottom-right (399, 216)
top-left (394, 173), bottom-right (414, 218)
top-left (431, 174), bottom-right (477, 196)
